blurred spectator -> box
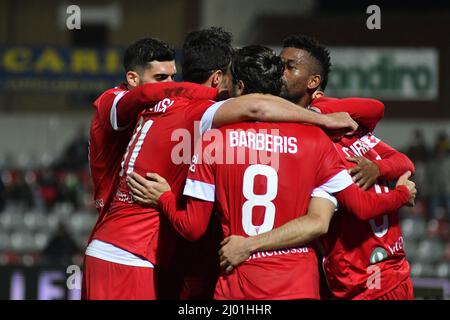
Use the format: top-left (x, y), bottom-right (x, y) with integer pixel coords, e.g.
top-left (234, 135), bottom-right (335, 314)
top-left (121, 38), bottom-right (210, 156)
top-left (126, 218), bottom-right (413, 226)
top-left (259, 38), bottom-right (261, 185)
top-left (36, 168), bottom-right (59, 211)
top-left (428, 131), bottom-right (450, 220)
top-left (407, 129), bottom-right (430, 201)
top-left (0, 171), bottom-right (5, 212)
top-left (55, 125), bottom-right (88, 171)
top-left (4, 170), bottom-right (34, 210)
top-left (407, 129), bottom-right (429, 163)
top-left (40, 222), bottom-right (80, 265)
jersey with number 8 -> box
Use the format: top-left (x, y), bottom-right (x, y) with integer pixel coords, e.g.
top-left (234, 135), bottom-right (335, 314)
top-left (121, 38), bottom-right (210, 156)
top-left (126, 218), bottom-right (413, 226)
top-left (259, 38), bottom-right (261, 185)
top-left (184, 122), bottom-right (353, 300)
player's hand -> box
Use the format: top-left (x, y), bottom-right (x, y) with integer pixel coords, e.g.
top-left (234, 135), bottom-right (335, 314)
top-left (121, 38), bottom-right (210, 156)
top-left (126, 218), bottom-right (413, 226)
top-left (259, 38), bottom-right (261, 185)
top-left (219, 235), bottom-right (251, 274)
top-left (322, 112), bottom-right (358, 135)
top-left (395, 171), bottom-right (416, 206)
top-left (312, 90), bottom-right (324, 99)
top-left (347, 156), bottom-right (380, 190)
top-left (127, 172), bottom-right (171, 208)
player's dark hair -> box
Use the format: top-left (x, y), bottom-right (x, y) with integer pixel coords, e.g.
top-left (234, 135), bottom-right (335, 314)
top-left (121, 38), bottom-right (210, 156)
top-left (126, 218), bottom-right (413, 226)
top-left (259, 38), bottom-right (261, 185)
top-left (182, 27), bottom-right (234, 83)
top-left (123, 38), bottom-right (175, 72)
top-left (283, 35), bottom-right (331, 90)
top-left (231, 45), bottom-right (284, 96)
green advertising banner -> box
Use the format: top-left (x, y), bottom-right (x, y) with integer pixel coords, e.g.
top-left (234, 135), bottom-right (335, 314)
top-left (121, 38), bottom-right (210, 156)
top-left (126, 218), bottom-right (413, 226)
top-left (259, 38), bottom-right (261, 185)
top-left (326, 48), bottom-right (439, 101)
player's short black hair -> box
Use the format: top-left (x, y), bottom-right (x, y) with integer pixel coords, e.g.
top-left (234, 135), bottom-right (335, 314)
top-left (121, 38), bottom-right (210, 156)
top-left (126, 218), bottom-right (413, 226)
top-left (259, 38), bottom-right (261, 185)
top-left (231, 45), bottom-right (284, 96)
top-left (123, 38), bottom-right (175, 72)
top-left (182, 27), bottom-right (234, 83)
top-left (283, 35), bottom-right (331, 90)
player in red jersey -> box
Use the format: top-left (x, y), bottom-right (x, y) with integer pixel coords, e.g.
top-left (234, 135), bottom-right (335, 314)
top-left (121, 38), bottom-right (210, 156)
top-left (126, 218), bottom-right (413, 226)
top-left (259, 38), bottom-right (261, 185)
top-left (84, 30), bottom-right (358, 300)
top-left (127, 46), bottom-right (415, 300)
top-left (84, 37), bottom-right (222, 299)
top-left (88, 38), bottom-right (219, 238)
top-left (218, 35), bottom-right (416, 300)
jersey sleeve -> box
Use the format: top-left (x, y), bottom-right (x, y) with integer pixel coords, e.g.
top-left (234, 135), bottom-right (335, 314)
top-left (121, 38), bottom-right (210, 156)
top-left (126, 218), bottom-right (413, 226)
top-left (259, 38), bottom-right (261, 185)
top-left (334, 184), bottom-right (410, 220)
top-left (314, 130), bottom-right (352, 188)
top-left (92, 89), bottom-right (124, 132)
top-left (95, 83), bottom-right (219, 132)
top-left (184, 99), bottom-right (228, 137)
top-left (158, 136), bottom-right (217, 241)
top-left (311, 97), bottom-right (385, 133)
top-left (371, 139), bottom-right (415, 180)
top-left (309, 130), bottom-right (354, 205)
top-left (311, 170), bottom-right (353, 207)
top-left (158, 191), bottom-right (214, 241)
top-left (183, 137), bottom-right (216, 202)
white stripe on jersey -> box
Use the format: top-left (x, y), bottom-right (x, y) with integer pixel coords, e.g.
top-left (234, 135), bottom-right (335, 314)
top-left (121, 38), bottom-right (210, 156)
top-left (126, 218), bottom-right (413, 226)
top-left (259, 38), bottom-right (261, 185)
top-left (183, 178), bottom-right (215, 202)
top-left (310, 169), bottom-right (354, 209)
top-left (199, 99), bottom-right (229, 135)
top-left (110, 91), bottom-right (127, 131)
top-left (86, 240), bottom-right (154, 267)
top-left (360, 133), bottom-right (381, 149)
top-left (311, 189), bottom-right (338, 207)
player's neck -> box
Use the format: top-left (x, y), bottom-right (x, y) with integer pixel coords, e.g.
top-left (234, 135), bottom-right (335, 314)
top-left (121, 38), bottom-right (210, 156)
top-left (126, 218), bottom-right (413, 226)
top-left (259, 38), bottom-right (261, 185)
top-left (296, 95), bottom-right (311, 108)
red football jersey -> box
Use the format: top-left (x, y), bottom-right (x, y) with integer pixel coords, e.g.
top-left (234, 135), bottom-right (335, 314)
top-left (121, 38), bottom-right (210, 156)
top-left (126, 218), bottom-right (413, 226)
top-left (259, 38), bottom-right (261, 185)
top-left (320, 132), bottom-right (411, 299)
top-left (87, 83), bottom-right (217, 243)
top-left (91, 96), bottom-right (225, 266)
top-left (183, 122), bottom-right (354, 300)
top-left (89, 84), bottom-right (131, 217)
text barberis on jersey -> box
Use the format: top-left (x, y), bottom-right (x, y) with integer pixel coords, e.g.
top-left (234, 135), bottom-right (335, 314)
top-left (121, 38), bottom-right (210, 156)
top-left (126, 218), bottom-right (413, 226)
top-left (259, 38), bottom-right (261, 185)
top-left (173, 124), bottom-right (300, 172)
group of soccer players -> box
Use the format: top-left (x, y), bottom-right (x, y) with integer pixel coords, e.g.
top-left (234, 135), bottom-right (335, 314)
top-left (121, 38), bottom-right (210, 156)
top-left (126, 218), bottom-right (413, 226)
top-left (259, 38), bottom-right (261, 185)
top-left (82, 26), bottom-right (417, 300)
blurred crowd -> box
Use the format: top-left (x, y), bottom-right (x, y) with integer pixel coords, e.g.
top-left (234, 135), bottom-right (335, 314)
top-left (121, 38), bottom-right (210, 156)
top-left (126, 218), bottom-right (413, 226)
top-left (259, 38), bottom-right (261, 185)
top-left (0, 128), bottom-right (449, 278)
top-left (0, 128), bottom-right (94, 267)
top-left (400, 129), bottom-right (450, 278)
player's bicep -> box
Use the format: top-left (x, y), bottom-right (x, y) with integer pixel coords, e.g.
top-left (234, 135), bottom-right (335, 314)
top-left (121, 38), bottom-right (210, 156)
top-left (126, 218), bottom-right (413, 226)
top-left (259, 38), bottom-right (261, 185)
top-left (306, 197), bottom-right (336, 233)
top-left (199, 100), bottom-right (228, 134)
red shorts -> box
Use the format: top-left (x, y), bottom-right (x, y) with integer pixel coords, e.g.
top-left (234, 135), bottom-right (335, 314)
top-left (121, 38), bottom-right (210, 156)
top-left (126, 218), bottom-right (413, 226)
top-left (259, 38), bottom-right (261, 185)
top-left (82, 255), bottom-right (156, 300)
top-left (376, 277), bottom-right (414, 300)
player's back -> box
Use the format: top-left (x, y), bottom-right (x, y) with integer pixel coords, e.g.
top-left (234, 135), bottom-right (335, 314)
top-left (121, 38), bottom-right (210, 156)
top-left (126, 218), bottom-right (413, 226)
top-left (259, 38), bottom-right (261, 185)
top-left (321, 133), bottom-right (410, 299)
top-left (92, 96), bottom-right (217, 265)
top-left (211, 122), bottom-right (347, 300)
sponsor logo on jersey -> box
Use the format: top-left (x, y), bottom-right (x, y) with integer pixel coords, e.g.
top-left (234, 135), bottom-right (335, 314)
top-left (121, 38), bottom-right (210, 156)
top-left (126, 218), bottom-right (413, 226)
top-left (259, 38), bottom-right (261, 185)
top-left (369, 247), bottom-right (389, 264)
top-left (148, 98), bottom-right (174, 113)
top-left (248, 247), bottom-right (310, 261)
top-left (115, 190), bottom-right (134, 203)
top-left (387, 236), bottom-right (404, 255)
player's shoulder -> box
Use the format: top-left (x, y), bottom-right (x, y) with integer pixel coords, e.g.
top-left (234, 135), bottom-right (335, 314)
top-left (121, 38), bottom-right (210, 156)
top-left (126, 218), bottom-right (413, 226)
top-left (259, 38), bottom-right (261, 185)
top-left (101, 84), bottom-right (127, 97)
top-left (281, 122), bottom-right (326, 136)
top-left (93, 84), bottom-right (128, 109)
top-left (167, 96), bottom-right (214, 107)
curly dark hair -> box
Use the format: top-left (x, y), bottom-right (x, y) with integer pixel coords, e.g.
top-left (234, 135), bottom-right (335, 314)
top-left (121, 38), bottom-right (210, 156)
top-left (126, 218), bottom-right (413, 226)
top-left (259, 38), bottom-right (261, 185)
top-left (231, 45), bottom-right (284, 96)
top-left (283, 35), bottom-right (331, 90)
top-left (123, 38), bottom-right (175, 72)
top-left (181, 27), bottom-right (234, 83)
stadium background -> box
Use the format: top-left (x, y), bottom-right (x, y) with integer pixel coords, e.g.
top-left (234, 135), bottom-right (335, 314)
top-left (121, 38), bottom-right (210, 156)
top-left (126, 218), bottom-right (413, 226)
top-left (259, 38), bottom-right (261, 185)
top-left (0, 0), bottom-right (449, 300)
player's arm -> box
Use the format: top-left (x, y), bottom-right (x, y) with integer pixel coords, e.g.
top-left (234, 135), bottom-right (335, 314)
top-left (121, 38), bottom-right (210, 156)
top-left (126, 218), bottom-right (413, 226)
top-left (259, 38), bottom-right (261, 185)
top-left (126, 172), bottom-right (214, 241)
top-left (311, 97), bottom-right (385, 133)
top-left (372, 141), bottom-right (415, 180)
top-left (113, 82), bottom-right (218, 130)
top-left (334, 171), bottom-right (416, 221)
top-left (219, 197), bottom-right (336, 272)
top-left (212, 94), bottom-right (358, 132)
top-left (314, 132), bottom-right (415, 221)
top-left (219, 172), bottom-right (415, 272)
top-left (347, 138), bottom-right (415, 190)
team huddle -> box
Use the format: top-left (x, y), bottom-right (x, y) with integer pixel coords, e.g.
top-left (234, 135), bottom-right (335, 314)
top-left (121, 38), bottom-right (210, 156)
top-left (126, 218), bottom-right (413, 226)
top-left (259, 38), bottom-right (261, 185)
top-left (81, 27), bottom-right (417, 300)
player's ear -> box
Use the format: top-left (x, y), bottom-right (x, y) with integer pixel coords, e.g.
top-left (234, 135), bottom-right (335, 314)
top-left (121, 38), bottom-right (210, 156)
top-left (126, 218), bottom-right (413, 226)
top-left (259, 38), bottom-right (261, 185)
top-left (210, 69), bottom-right (223, 88)
top-left (236, 80), bottom-right (245, 96)
top-left (307, 74), bottom-right (321, 91)
top-left (126, 70), bottom-right (140, 88)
